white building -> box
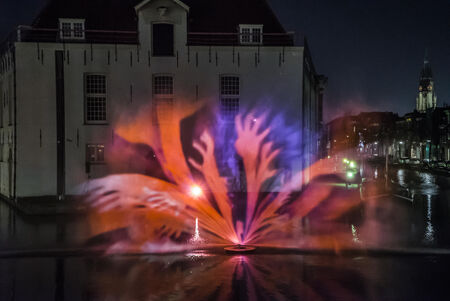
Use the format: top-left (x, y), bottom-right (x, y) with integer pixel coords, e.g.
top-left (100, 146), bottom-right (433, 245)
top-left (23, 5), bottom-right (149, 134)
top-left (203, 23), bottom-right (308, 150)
top-left (0, 0), bottom-right (325, 204)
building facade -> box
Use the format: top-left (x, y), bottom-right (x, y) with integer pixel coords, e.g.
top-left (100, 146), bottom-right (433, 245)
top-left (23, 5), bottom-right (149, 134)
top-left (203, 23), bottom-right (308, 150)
top-left (326, 112), bottom-right (398, 158)
top-left (0, 0), bottom-right (325, 203)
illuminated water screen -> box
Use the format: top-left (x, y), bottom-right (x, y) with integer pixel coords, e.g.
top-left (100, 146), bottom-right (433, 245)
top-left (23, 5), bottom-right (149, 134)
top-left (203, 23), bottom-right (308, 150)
top-left (78, 103), bottom-right (362, 253)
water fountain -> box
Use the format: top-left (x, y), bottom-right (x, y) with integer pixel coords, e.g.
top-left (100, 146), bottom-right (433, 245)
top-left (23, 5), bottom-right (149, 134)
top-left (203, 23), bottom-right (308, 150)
top-left (79, 103), bottom-right (362, 253)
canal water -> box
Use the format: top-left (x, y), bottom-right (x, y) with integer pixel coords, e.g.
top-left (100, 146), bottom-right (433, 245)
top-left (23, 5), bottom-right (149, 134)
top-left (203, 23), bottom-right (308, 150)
top-left (0, 168), bottom-right (449, 300)
top-left (0, 252), bottom-right (449, 300)
top-left (357, 166), bottom-right (450, 249)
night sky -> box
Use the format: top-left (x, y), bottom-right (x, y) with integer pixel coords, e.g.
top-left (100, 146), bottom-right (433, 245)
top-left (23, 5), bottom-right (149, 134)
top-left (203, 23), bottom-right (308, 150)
top-left (1, 0), bottom-right (449, 121)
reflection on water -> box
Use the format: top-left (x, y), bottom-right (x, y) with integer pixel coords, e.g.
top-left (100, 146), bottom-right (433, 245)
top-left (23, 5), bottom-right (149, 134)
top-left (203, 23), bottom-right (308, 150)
top-left (424, 195), bottom-right (434, 244)
top-left (389, 168), bottom-right (450, 247)
top-left (395, 169), bottom-right (439, 196)
top-left (1, 253), bottom-right (450, 301)
top-left (416, 171), bottom-right (439, 196)
top-left (397, 169), bottom-right (405, 187)
top-left (0, 201), bottom-right (89, 251)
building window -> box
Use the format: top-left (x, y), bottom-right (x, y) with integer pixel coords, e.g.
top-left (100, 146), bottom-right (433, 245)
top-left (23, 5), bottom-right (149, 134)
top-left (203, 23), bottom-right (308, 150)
top-left (61, 23), bottom-right (72, 38)
top-left (220, 76), bottom-right (240, 120)
top-left (239, 25), bottom-right (263, 45)
top-left (85, 74), bottom-right (107, 124)
top-left (8, 77), bottom-right (12, 126)
top-left (73, 23), bottom-right (84, 38)
top-left (59, 18), bottom-right (85, 40)
top-left (86, 144), bottom-right (105, 163)
top-left (152, 23), bottom-right (174, 56)
top-left (153, 75), bottom-right (174, 124)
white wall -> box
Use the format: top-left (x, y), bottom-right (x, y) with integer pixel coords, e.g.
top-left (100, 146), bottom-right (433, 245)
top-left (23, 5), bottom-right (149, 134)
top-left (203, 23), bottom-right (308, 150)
top-left (15, 41), bottom-right (305, 197)
top-left (0, 49), bottom-right (16, 199)
top-left (11, 0), bottom-right (319, 198)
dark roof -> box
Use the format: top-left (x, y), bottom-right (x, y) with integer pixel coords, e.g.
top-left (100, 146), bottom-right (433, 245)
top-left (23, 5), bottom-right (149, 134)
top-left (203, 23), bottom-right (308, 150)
top-left (32, 0), bottom-right (287, 33)
top-left (32, 0), bottom-right (139, 31)
top-left (184, 0), bottom-right (287, 33)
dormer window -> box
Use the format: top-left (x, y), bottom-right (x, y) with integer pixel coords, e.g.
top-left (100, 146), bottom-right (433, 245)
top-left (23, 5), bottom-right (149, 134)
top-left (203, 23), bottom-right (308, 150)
top-left (152, 23), bottom-right (174, 57)
top-left (239, 25), bottom-right (263, 45)
top-left (59, 18), bottom-right (85, 40)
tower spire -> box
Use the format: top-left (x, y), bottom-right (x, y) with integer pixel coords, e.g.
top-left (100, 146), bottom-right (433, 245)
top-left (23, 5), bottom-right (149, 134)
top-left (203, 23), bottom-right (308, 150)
top-left (416, 48), bottom-right (437, 112)
top-left (424, 48), bottom-right (429, 64)
top-left (420, 49), bottom-right (432, 79)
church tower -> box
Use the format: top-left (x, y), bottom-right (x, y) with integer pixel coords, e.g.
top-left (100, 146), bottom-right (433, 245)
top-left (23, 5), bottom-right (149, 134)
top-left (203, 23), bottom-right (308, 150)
top-left (416, 51), bottom-right (437, 112)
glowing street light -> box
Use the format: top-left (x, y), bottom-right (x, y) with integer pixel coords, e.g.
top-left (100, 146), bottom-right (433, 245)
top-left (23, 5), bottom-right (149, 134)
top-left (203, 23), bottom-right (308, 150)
top-left (346, 171), bottom-right (355, 179)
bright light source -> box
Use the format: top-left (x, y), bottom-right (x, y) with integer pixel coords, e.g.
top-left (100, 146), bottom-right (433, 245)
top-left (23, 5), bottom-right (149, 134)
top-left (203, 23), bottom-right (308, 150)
top-left (343, 158), bottom-right (349, 164)
top-left (349, 161), bottom-right (356, 168)
top-left (189, 185), bottom-right (203, 198)
top-left (346, 171), bottom-right (355, 179)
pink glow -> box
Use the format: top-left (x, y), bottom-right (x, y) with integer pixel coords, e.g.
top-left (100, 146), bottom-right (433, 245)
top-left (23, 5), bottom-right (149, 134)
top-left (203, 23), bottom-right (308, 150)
top-left (79, 103), bottom-right (363, 253)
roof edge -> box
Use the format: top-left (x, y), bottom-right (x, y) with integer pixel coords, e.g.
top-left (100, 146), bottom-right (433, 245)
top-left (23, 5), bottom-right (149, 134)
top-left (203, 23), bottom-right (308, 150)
top-left (135, 0), bottom-right (189, 12)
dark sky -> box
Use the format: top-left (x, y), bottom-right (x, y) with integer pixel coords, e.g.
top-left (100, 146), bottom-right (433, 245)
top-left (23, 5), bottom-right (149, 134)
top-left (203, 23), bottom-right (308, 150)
top-left (1, 0), bottom-right (449, 121)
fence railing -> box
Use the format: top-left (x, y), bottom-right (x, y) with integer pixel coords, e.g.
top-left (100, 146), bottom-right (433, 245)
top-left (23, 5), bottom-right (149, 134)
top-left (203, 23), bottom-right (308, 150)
top-left (187, 32), bottom-right (297, 46)
top-left (1, 26), bottom-right (299, 51)
top-left (14, 26), bottom-right (139, 45)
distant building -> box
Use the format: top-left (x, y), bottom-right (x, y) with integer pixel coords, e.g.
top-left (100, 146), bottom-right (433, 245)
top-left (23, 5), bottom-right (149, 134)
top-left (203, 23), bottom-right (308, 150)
top-left (326, 112), bottom-right (398, 157)
top-left (394, 111), bottom-right (429, 160)
top-left (433, 106), bottom-right (450, 161)
top-left (416, 52), bottom-right (437, 112)
top-left (393, 107), bottom-right (450, 162)
top-left (0, 0), bottom-right (325, 203)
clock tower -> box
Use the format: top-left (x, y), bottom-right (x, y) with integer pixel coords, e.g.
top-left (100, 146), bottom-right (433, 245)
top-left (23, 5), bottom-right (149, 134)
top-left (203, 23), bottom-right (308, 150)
top-left (416, 51), bottom-right (437, 112)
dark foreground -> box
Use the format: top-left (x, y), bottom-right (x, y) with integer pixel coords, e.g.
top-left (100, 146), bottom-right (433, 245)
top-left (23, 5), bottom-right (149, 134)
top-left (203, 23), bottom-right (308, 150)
top-left (1, 251), bottom-right (449, 301)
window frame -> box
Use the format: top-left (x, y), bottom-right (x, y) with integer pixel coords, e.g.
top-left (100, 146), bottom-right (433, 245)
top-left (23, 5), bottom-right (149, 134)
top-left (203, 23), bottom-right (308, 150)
top-left (59, 18), bottom-right (86, 40)
top-left (84, 73), bottom-right (108, 125)
top-left (152, 74), bottom-right (174, 125)
top-left (86, 144), bottom-right (105, 164)
top-left (220, 75), bottom-right (241, 121)
top-left (152, 22), bottom-right (175, 57)
top-left (239, 24), bottom-right (263, 45)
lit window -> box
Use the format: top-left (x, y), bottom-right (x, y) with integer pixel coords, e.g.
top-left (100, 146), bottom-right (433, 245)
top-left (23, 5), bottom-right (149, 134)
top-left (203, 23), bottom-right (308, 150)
top-left (239, 25), bottom-right (263, 45)
top-left (86, 144), bottom-right (105, 163)
top-left (85, 74), bottom-right (107, 124)
top-left (153, 75), bottom-right (174, 124)
top-left (220, 76), bottom-right (240, 120)
top-left (59, 18), bottom-right (85, 40)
